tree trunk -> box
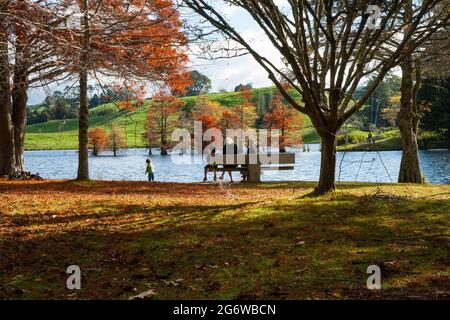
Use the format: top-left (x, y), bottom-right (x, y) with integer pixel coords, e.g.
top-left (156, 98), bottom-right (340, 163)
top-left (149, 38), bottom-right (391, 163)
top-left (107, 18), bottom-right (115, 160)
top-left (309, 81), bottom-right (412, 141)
top-left (12, 71), bottom-right (29, 172)
top-left (161, 116), bottom-right (168, 155)
top-left (398, 57), bottom-right (425, 183)
top-left (161, 142), bottom-right (168, 156)
top-left (315, 131), bottom-right (337, 194)
top-left (0, 13), bottom-right (16, 176)
top-left (77, 0), bottom-right (90, 180)
top-left (77, 69), bottom-right (89, 179)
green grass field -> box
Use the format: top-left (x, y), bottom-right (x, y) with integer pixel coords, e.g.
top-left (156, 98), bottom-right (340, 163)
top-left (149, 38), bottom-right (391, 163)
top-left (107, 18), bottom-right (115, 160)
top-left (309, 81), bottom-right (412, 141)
top-left (25, 87), bottom-right (320, 150)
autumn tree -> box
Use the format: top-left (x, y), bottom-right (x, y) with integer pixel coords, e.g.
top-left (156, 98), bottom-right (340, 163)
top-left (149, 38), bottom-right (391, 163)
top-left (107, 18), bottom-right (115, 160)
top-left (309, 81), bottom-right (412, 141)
top-left (264, 91), bottom-right (304, 152)
top-left (183, 0), bottom-right (449, 194)
top-left (57, 0), bottom-right (190, 179)
top-left (192, 95), bottom-right (224, 132)
top-left (88, 128), bottom-right (109, 156)
top-left (233, 87), bottom-right (257, 129)
top-left (143, 108), bottom-right (159, 155)
top-left (151, 92), bottom-right (185, 155)
top-left (219, 109), bottom-right (241, 130)
top-left (0, 1), bottom-right (69, 175)
top-left (382, 95), bottom-right (401, 126)
top-left (109, 124), bottom-right (127, 156)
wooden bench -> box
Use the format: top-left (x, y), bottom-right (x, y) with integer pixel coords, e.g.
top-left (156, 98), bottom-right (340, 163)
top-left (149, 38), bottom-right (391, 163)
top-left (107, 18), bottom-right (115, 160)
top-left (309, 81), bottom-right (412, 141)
top-left (207, 153), bottom-right (295, 182)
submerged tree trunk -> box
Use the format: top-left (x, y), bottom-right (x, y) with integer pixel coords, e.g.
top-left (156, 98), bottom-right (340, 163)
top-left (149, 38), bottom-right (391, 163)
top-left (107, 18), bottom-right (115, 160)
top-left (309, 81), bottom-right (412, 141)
top-left (77, 0), bottom-right (90, 180)
top-left (160, 116), bottom-right (168, 155)
top-left (315, 131), bottom-right (337, 194)
top-left (398, 57), bottom-right (425, 183)
top-left (0, 13), bottom-right (16, 176)
top-left (12, 69), bottom-right (29, 172)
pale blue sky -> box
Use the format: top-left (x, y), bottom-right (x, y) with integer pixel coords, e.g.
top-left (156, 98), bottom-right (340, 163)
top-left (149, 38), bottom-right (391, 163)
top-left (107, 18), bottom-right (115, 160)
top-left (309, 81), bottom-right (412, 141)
top-left (27, 4), bottom-right (281, 105)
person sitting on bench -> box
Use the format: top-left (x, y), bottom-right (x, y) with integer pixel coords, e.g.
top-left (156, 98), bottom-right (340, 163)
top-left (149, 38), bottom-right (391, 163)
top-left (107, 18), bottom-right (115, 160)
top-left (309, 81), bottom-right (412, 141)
top-left (203, 148), bottom-right (217, 182)
top-left (241, 139), bottom-right (257, 182)
top-left (220, 137), bottom-right (238, 183)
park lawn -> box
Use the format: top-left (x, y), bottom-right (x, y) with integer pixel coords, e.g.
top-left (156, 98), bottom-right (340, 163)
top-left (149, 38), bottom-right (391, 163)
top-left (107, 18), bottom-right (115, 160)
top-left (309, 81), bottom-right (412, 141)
top-left (0, 180), bottom-right (448, 300)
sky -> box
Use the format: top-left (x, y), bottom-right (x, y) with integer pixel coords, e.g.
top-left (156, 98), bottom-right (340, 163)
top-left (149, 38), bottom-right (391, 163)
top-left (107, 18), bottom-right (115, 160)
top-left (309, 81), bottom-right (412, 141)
top-left (185, 3), bottom-right (284, 93)
top-left (27, 4), bottom-right (281, 106)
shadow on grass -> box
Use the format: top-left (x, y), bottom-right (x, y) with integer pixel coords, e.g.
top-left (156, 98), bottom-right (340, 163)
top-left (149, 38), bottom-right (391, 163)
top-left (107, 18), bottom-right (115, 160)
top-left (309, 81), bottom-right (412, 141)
top-left (1, 192), bottom-right (448, 300)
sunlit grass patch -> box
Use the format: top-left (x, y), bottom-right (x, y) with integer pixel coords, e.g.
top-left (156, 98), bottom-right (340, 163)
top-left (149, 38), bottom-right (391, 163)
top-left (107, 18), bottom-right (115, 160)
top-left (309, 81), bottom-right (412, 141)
top-left (0, 180), bottom-right (448, 299)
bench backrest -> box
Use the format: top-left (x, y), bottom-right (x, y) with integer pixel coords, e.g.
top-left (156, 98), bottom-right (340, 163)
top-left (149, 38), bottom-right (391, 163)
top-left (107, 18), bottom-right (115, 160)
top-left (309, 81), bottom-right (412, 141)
top-left (211, 153), bottom-right (295, 165)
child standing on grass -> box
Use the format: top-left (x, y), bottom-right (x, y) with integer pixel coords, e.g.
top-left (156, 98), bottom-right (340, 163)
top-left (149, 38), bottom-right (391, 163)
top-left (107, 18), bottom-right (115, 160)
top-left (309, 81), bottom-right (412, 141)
top-left (145, 159), bottom-right (155, 181)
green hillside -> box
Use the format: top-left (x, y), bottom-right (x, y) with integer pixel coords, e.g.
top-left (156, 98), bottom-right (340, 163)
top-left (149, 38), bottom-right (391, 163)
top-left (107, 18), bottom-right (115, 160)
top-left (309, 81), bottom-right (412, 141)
top-left (25, 87), bottom-right (319, 150)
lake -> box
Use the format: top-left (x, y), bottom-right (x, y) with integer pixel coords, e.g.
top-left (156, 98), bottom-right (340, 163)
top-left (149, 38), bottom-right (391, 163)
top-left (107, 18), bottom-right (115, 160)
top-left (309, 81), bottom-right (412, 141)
top-left (24, 145), bottom-right (450, 184)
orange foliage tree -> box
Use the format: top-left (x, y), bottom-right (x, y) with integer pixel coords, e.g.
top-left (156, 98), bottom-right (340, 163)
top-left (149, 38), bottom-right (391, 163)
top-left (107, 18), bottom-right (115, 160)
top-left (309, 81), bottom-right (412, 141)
top-left (219, 109), bottom-right (241, 130)
top-left (112, 82), bottom-right (147, 111)
top-left (151, 91), bottom-right (185, 155)
top-left (233, 87), bottom-right (257, 129)
top-left (264, 91), bottom-right (304, 152)
top-left (143, 109), bottom-right (159, 155)
top-left (88, 128), bottom-right (109, 156)
top-left (109, 124), bottom-right (127, 156)
top-left (55, 0), bottom-right (191, 179)
top-left (192, 95), bottom-right (224, 133)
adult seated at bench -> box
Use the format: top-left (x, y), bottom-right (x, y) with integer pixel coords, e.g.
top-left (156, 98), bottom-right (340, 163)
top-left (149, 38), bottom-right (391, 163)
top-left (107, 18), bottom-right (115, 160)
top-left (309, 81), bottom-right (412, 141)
top-left (219, 137), bottom-right (238, 183)
top-left (203, 148), bottom-right (218, 181)
top-left (214, 150), bottom-right (296, 183)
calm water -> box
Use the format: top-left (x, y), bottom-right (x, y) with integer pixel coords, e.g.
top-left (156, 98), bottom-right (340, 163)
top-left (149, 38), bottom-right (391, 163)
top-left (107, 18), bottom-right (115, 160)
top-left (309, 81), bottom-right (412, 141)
top-left (24, 145), bottom-right (450, 184)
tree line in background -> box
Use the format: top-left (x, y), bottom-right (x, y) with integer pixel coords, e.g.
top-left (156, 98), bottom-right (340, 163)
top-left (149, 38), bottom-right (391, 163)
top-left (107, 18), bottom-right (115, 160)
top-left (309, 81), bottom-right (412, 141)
top-left (26, 71), bottom-right (253, 125)
top-left (98, 86), bottom-right (304, 157)
top-left (27, 84), bottom-right (154, 124)
top-left (353, 73), bottom-right (449, 145)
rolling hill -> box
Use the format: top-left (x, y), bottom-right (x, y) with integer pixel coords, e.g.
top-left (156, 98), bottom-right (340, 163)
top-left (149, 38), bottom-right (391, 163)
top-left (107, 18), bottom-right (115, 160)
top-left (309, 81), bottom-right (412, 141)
top-left (25, 87), bottom-right (319, 150)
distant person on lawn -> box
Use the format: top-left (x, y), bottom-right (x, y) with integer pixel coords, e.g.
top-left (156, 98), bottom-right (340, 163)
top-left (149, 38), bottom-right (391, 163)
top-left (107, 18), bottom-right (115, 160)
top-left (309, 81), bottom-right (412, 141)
top-left (145, 159), bottom-right (155, 181)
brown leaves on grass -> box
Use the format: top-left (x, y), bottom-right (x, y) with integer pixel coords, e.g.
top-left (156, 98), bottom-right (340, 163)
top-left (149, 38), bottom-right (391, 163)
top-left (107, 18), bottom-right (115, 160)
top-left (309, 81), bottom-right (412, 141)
top-left (0, 180), bottom-right (449, 299)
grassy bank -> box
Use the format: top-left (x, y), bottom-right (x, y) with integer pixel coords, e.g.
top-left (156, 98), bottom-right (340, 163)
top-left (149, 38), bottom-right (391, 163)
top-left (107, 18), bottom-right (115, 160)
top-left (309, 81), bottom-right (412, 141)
top-left (337, 128), bottom-right (448, 152)
top-left (0, 180), bottom-right (448, 299)
top-left (25, 88), bottom-right (321, 150)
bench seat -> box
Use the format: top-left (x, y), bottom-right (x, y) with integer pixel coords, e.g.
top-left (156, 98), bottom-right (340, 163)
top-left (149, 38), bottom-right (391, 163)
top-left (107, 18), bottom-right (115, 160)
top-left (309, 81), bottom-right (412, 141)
top-left (205, 152), bottom-right (296, 182)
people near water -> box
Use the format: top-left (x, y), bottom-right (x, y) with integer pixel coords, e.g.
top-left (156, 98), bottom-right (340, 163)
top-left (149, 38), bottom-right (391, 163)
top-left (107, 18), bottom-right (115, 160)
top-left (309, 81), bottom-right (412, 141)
top-left (203, 148), bottom-right (218, 182)
top-left (220, 137), bottom-right (238, 183)
top-left (241, 139), bottom-right (257, 182)
top-left (145, 159), bottom-right (155, 182)
top-left (367, 133), bottom-right (373, 143)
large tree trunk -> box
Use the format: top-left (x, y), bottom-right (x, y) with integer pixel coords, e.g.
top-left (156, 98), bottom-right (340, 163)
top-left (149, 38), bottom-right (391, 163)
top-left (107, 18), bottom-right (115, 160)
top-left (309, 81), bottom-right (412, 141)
top-left (77, 0), bottom-right (90, 180)
top-left (398, 57), bottom-right (425, 183)
top-left (0, 12), bottom-right (16, 176)
top-left (77, 70), bottom-right (89, 179)
top-left (12, 69), bottom-right (29, 172)
top-left (316, 131), bottom-right (337, 194)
